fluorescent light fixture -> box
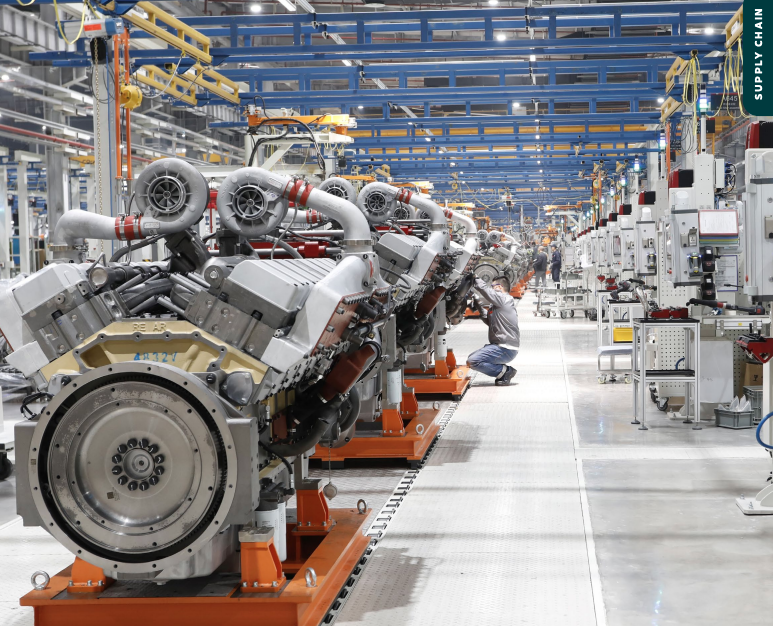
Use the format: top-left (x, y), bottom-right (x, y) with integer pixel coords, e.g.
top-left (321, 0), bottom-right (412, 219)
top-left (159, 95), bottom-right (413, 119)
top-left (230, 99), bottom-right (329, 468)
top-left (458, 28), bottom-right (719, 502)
top-left (496, 33), bottom-right (506, 42)
top-left (425, 137), bottom-right (431, 142)
top-left (513, 102), bottom-right (520, 107)
top-left (357, 105), bottom-right (363, 109)
top-left (341, 60), bottom-right (353, 66)
top-left (250, 3), bottom-right (262, 12)
top-left (535, 134), bottom-right (540, 139)
top-left (705, 27), bottom-right (714, 35)
top-left (488, 0), bottom-right (499, 5)
top-left (0, 74), bottom-right (8, 81)
top-left (657, 97), bottom-right (665, 104)
top-left (450, 162), bottom-right (456, 166)
top-left (529, 54), bottom-right (536, 62)
top-left (609, 188), bottom-right (615, 196)
top-left (277, 0), bottom-right (296, 11)
top-left (659, 132), bottom-right (666, 150)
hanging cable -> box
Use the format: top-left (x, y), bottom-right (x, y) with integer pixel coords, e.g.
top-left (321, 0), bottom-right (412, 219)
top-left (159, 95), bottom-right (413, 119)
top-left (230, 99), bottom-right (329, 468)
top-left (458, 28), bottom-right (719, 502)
top-left (54, 0), bottom-right (88, 46)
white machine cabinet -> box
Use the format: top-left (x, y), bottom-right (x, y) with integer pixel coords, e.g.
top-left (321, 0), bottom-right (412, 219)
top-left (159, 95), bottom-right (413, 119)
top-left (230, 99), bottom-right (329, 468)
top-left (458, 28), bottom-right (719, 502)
top-left (634, 210), bottom-right (657, 276)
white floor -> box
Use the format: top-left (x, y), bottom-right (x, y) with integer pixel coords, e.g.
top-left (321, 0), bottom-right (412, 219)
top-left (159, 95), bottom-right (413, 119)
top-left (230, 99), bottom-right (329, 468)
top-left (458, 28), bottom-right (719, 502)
top-left (336, 304), bottom-right (602, 626)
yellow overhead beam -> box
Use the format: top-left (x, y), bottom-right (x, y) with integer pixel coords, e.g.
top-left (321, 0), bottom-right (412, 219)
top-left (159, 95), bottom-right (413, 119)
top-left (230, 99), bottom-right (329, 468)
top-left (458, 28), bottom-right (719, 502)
top-left (725, 5), bottom-right (743, 49)
top-left (177, 64), bottom-right (240, 105)
top-left (125, 1), bottom-right (212, 65)
top-left (137, 65), bottom-right (197, 106)
top-left (665, 57), bottom-right (688, 94)
top-left (660, 96), bottom-right (682, 123)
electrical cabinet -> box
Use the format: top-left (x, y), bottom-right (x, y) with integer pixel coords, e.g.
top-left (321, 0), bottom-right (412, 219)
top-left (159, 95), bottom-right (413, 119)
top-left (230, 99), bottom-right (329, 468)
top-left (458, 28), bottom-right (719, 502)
top-left (743, 149), bottom-right (773, 300)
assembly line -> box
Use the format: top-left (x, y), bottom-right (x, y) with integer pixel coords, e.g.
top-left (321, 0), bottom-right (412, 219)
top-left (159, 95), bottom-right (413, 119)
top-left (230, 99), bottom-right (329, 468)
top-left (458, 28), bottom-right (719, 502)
top-left (0, 1), bottom-right (772, 625)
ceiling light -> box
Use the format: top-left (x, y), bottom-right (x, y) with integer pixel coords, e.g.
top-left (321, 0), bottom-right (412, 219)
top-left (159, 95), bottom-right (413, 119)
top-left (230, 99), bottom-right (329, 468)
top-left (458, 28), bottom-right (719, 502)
top-left (450, 162), bottom-right (456, 166)
top-left (277, 0), bottom-right (296, 11)
top-left (529, 54), bottom-right (536, 62)
top-left (341, 60), bottom-right (353, 66)
top-left (705, 27), bottom-right (715, 35)
top-left (425, 137), bottom-right (431, 142)
top-left (42, 125), bottom-right (46, 130)
top-left (535, 134), bottom-right (540, 139)
top-left (0, 74), bottom-right (8, 81)
top-left (513, 102), bottom-right (520, 107)
top-left (540, 169), bottom-right (543, 173)
top-left (250, 3), bottom-right (262, 12)
top-left (657, 97), bottom-right (665, 103)
top-left (357, 105), bottom-right (363, 109)
top-left (488, 0), bottom-right (499, 5)
top-left (496, 33), bottom-right (506, 42)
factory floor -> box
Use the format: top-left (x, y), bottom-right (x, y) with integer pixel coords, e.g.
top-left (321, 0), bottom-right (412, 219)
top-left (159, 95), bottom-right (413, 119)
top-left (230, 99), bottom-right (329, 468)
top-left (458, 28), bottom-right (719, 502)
top-left (1, 295), bottom-right (772, 625)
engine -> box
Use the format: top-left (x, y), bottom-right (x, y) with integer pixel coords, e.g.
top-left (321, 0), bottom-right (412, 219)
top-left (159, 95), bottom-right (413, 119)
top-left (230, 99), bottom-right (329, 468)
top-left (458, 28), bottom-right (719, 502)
top-left (4, 160), bottom-right (389, 581)
top-left (3, 160), bottom-right (480, 583)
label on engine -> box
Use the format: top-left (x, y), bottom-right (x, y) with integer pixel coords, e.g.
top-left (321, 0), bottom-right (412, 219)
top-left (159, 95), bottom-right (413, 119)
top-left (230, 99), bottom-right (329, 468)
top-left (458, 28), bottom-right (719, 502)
top-left (267, 176), bottom-right (284, 190)
top-left (134, 351), bottom-right (178, 363)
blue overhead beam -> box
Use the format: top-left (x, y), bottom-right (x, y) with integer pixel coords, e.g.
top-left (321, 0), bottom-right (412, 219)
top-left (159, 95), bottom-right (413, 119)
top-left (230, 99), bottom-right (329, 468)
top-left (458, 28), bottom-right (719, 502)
top-left (168, 3), bottom-right (739, 31)
top-left (125, 36), bottom-right (724, 66)
top-left (208, 83), bottom-right (665, 109)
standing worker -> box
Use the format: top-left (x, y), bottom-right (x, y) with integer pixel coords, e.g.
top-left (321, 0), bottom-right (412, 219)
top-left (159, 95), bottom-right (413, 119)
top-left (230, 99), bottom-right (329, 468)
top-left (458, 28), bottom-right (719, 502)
top-left (550, 243), bottom-right (562, 285)
top-left (467, 278), bottom-right (519, 386)
top-left (533, 246), bottom-right (548, 289)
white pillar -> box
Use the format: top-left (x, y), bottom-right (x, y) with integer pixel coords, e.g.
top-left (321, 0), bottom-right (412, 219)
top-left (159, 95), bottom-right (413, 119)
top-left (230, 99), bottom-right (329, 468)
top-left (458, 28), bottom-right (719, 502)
top-left (0, 166), bottom-right (9, 278)
top-left (18, 167), bottom-right (30, 274)
top-left (90, 39), bottom-right (118, 259)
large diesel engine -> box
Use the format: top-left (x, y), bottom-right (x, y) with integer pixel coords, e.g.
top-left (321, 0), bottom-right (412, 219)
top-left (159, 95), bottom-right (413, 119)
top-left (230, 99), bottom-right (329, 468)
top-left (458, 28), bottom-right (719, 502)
top-left (3, 160), bottom-right (388, 581)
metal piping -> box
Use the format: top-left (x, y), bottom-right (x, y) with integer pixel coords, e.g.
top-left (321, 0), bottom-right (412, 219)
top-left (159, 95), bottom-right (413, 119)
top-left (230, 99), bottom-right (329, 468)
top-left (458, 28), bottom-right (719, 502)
top-left (231, 167), bottom-right (372, 247)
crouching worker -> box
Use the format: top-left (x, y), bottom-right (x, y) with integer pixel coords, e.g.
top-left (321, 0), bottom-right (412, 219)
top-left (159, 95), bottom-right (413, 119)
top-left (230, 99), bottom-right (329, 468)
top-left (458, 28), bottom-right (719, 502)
top-left (467, 278), bottom-right (519, 386)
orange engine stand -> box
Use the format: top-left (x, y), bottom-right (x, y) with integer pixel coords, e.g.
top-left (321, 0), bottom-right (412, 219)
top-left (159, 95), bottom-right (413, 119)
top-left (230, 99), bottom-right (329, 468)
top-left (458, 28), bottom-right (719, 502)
top-left (310, 389), bottom-right (441, 467)
top-left (404, 349), bottom-right (472, 401)
top-left (20, 506), bottom-right (370, 626)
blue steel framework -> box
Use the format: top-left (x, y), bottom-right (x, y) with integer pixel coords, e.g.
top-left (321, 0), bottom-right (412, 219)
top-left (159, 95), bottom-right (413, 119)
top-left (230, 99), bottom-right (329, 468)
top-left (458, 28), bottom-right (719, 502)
top-left (18, 1), bottom-right (741, 217)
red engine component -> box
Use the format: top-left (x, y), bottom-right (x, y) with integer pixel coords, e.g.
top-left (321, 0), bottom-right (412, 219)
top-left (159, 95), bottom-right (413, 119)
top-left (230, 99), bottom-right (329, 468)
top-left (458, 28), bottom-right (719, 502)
top-left (650, 307), bottom-right (689, 320)
top-left (736, 334), bottom-right (773, 364)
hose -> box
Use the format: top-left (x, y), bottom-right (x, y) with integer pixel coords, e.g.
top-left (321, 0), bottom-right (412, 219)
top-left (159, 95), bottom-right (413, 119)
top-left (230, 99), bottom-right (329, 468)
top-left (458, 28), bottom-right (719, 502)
top-left (110, 234), bottom-right (165, 263)
top-left (262, 234), bottom-right (302, 259)
top-left (336, 385), bottom-right (362, 434)
top-left (269, 396), bottom-right (344, 457)
top-left (122, 279), bottom-right (174, 309)
top-left (757, 412), bottom-right (773, 451)
top-left (258, 440), bottom-right (293, 476)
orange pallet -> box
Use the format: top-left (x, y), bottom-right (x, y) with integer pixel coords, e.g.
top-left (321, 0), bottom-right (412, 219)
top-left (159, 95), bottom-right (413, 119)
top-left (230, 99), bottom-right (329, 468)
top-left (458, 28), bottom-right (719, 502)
top-left (405, 350), bottom-right (473, 400)
top-left (20, 507), bottom-right (371, 626)
top-left (311, 390), bottom-right (442, 467)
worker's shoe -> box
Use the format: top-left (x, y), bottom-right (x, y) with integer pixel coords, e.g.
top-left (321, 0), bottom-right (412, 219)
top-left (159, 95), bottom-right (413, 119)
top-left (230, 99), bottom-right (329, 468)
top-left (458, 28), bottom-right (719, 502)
top-left (495, 366), bottom-right (517, 386)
